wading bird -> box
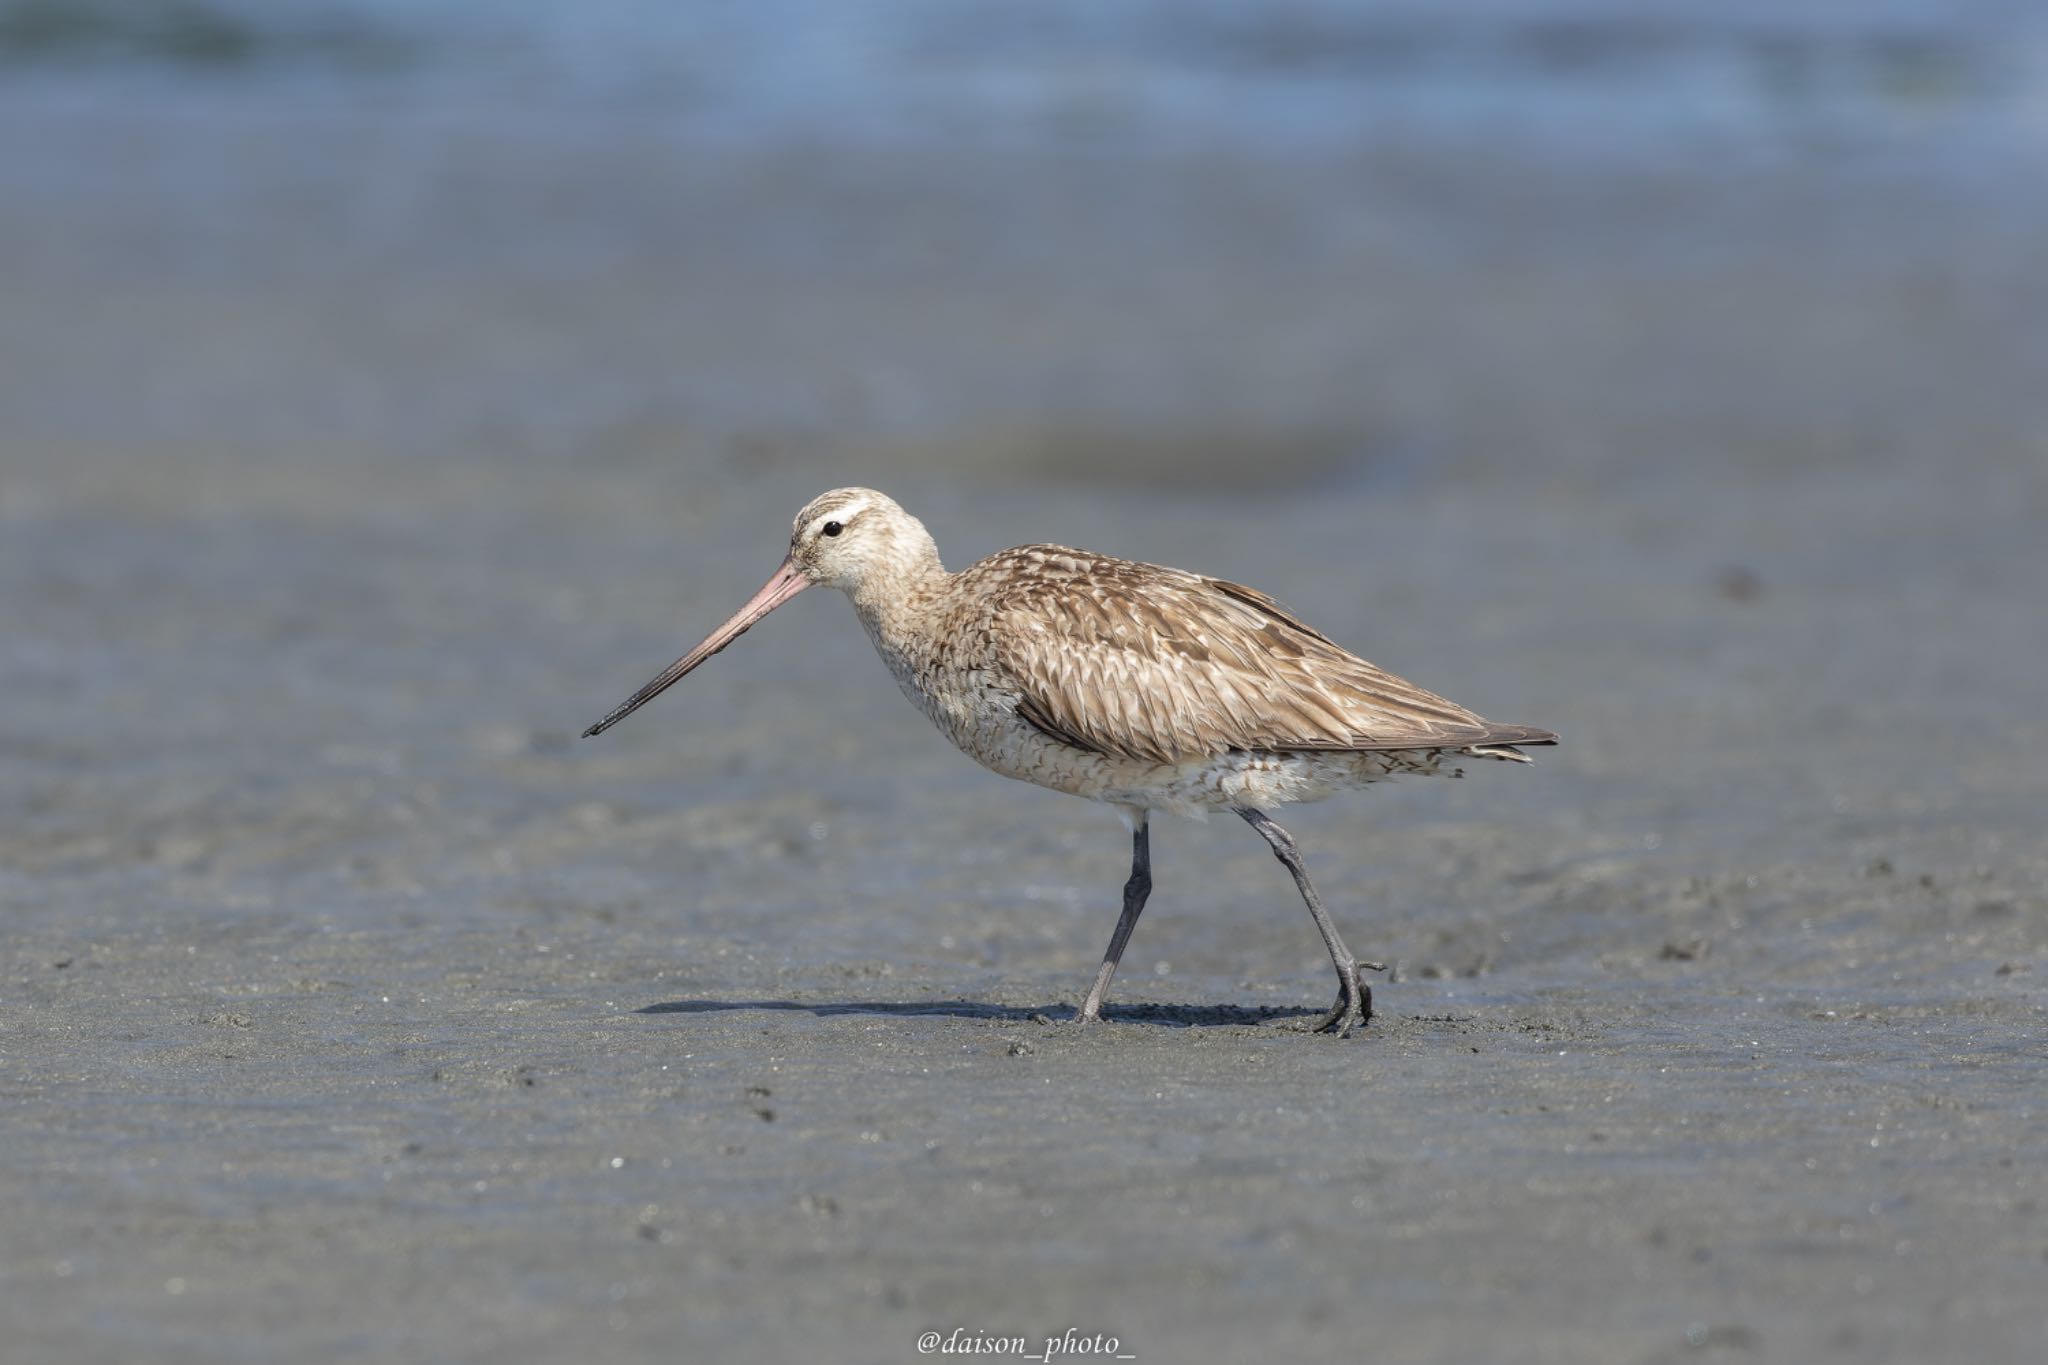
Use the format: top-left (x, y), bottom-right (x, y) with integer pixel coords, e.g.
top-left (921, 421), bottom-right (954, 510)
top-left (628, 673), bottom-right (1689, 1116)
top-left (583, 488), bottom-right (1554, 1034)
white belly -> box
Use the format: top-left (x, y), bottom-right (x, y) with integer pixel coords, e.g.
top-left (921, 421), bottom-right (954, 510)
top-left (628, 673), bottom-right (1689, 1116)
top-left (925, 696), bottom-right (1452, 819)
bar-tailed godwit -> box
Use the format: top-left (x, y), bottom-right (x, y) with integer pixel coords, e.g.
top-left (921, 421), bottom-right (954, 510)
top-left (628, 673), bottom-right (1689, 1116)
top-left (584, 488), bottom-right (1554, 1034)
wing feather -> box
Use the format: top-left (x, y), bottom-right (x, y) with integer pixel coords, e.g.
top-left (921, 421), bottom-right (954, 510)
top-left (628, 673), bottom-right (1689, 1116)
top-left (978, 547), bottom-right (1556, 763)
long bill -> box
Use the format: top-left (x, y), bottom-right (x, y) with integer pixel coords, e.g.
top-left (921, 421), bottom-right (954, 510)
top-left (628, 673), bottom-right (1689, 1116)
top-left (581, 557), bottom-right (811, 738)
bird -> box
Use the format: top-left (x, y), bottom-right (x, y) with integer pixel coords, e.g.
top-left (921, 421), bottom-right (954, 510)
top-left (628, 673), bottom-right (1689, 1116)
top-left (582, 487), bottom-right (1555, 1035)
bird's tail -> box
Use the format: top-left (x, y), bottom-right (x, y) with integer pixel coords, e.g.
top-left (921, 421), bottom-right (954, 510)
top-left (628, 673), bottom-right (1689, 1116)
top-left (1459, 725), bottom-right (1558, 764)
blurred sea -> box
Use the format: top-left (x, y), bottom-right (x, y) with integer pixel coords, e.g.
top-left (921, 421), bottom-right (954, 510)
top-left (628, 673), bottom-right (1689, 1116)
top-left (3, 0), bottom-right (2043, 158)
top-left (5, 0), bottom-right (2045, 487)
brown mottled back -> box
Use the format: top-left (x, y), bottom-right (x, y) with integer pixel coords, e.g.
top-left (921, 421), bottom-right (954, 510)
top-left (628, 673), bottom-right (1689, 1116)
top-left (960, 546), bottom-right (1551, 765)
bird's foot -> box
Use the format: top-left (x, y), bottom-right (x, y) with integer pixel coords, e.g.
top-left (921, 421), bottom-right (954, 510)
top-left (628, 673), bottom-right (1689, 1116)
top-left (1304, 962), bottom-right (1375, 1037)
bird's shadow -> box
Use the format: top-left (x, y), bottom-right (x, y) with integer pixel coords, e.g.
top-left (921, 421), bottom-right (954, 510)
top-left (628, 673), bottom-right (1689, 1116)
top-left (637, 998), bottom-right (1318, 1028)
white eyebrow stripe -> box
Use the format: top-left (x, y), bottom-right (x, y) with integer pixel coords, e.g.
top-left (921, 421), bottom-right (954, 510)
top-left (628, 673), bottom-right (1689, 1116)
top-left (816, 497), bottom-right (872, 528)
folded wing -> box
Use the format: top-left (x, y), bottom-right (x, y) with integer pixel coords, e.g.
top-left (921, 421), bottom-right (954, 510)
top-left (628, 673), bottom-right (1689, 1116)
top-left (984, 548), bottom-right (1555, 765)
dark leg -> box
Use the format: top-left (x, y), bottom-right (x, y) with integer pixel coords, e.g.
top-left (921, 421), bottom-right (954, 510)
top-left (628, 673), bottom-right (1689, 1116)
top-left (1236, 807), bottom-right (1381, 1036)
top-left (1078, 813), bottom-right (1152, 1023)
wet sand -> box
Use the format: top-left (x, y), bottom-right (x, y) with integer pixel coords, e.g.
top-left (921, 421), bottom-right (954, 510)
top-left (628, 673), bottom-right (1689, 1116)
top-left (4, 90), bottom-right (2047, 1364)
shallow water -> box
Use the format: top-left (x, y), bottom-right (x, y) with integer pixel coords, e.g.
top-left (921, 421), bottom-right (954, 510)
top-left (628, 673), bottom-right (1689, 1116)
top-left (7, 0), bottom-right (2043, 153)
top-left (4, 5), bottom-right (2048, 1362)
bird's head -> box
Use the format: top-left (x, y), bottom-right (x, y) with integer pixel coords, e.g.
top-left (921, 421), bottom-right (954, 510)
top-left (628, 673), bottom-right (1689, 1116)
top-left (581, 486), bottom-right (938, 738)
top-left (785, 487), bottom-right (936, 594)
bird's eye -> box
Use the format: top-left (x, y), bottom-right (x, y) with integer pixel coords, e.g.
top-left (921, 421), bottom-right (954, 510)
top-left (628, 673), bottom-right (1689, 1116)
top-left (821, 521), bottom-right (844, 537)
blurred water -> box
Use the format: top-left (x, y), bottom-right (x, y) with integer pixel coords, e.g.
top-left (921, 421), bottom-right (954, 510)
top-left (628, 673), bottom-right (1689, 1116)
top-left (4, 0), bottom-right (2044, 159)
top-left (6, 0), bottom-right (2045, 479)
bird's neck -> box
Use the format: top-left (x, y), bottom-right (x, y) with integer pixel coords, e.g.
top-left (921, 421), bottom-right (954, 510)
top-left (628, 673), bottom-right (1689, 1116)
top-left (847, 539), bottom-right (947, 643)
